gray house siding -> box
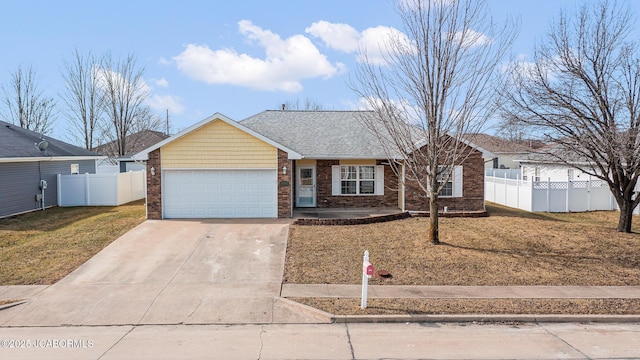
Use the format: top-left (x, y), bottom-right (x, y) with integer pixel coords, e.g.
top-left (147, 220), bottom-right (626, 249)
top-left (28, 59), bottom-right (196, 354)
top-left (0, 159), bottom-right (96, 218)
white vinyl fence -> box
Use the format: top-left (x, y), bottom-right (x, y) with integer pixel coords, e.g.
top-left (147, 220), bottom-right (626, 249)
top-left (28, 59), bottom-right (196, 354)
top-left (485, 173), bottom-right (640, 215)
top-left (57, 171), bottom-right (146, 206)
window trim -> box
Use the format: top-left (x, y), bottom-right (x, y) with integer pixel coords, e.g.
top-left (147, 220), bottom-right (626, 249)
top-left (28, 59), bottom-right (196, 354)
top-left (429, 165), bottom-right (463, 198)
top-left (332, 164), bottom-right (384, 196)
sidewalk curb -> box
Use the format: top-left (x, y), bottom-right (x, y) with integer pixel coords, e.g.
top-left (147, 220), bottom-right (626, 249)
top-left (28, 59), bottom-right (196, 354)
top-left (331, 314), bottom-right (640, 324)
top-left (275, 298), bottom-right (335, 323)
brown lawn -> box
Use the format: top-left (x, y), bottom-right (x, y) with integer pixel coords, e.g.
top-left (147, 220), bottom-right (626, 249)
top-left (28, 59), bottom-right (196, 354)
top-left (284, 203), bottom-right (640, 315)
top-left (0, 200), bottom-right (146, 285)
top-left (284, 203), bottom-right (640, 286)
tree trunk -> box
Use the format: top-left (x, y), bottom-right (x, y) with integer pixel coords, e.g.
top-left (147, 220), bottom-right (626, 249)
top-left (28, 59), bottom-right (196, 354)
top-left (617, 198), bottom-right (635, 233)
top-left (429, 194), bottom-right (440, 245)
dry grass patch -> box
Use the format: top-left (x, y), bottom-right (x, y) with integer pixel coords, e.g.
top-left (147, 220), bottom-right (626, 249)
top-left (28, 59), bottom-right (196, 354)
top-left (293, 298), bottom-right (640, 315)
top-left (284, 203), bottom-right (640, 286)
top-left (0, 200), bottom-right (145, 285)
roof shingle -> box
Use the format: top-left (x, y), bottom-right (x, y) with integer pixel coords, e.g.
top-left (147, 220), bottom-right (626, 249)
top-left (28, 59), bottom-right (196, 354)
top-left (0, 120), bottom-right (100, 158)
top-left (241, 110), bottom-right (390, 159)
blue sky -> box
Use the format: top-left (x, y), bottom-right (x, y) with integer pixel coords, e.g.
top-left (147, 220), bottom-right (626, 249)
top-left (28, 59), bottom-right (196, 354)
top-left (1, 0), bottom-right (637, 143)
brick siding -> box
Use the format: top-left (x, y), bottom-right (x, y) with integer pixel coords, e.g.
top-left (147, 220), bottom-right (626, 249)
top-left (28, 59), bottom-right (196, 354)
top-left (404, 148), bottom-right (485, 212)
top-left (314, 160), bottom-right (400, 208)
top-left (277, 149), bottom-right (292, 218)
top-left (146, 149), bottom-right (162, 219)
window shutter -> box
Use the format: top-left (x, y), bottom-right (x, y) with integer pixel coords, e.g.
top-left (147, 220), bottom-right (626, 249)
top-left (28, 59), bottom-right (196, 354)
top-left (453, 165), bottom-right (463, 197)
top-left (332, 165), bottom-right (340, 196)
top-left (375, 165), bottom-right (384, 195)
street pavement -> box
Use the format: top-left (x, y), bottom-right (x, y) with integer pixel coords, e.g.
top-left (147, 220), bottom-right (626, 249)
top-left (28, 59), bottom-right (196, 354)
top-left (1, 219), bottom-right (640, 359)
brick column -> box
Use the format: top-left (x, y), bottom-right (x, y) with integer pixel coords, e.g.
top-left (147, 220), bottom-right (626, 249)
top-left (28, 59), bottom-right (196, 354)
top-left (146, 149), bottom-right (162, 219)
top-left (277, 149), bottom-right (292, 218)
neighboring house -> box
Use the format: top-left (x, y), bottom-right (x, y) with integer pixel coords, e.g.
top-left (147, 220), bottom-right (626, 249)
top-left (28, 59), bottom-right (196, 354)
top-left (0, 121), bottom-right (102, 218)
top-left (94, 130), bottom-right (169, 173)
top-left (515, 148), bottom-right (592, 182)
top-left (134, 111), bottom-right (492, 219)
top-left (463, 133), bottom-right (545, 170)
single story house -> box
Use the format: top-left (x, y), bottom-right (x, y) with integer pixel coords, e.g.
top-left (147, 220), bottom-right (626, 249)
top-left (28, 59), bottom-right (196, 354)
top-left (95, 129), bottom-right (169, 173)
top-left (462, 133), bottom-right (545, 170)
top-left (0, 121), bottom-right (103, 218)
top-left (134, 111), bottom-right (492, 219)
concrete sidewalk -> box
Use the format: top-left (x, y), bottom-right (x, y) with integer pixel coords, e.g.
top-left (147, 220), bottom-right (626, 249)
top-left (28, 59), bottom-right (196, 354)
top-left (281, 284), bottom-right (640, 299)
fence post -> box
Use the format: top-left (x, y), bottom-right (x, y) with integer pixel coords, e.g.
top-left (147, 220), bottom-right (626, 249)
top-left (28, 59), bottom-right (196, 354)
top-left (587, 176), bottom-right (591, 211)
top-left (566, 180), bottom-right (571, 212)
top-left (516, 175), bottom-right (520, 209)
top-left (503, 173), bottom-right (507, 204)
top-left (85, 173), bottom-right (90, 205)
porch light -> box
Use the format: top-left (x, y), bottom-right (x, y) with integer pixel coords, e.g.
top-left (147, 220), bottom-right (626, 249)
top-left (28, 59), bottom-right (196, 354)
top-left (282, 165), bottom-right (287, 175)
top-left (150, 167), bottom-right (156, 176)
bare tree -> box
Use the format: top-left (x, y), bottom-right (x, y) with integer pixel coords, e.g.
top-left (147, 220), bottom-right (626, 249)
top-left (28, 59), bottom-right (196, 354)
top-left (1, 65), bottom-right (56, 134)
top-left (500, 0), bottom-right (640, 233)
top-left (98, 53), bottom-right (150, 157)
top-left (280, 98), bottom-right (324, 111)
top-left (351, 0), bottom-right (515, 244)
top-left (61, 49), bottom-right (103, 150)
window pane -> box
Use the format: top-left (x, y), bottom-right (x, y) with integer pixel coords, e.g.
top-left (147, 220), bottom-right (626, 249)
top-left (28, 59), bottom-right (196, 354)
top-left (439, 182), bottom-right (453, 197)
top-left (360, 180), bottom-right (375, 194)
top-left (341, 180), bottom-right (356, 194)
top-left (341, 166), bottom-right (356, 180)
top-left (359, 166), bottom-right (375, 180)
top-left (436, 166), bottom-right (451, 181)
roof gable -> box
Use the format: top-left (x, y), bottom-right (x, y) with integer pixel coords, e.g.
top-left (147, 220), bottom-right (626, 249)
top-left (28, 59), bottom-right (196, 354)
top-left (0, 120), bottom-right (101, 160)
top-left (133, 112), bottom-right (302, 160)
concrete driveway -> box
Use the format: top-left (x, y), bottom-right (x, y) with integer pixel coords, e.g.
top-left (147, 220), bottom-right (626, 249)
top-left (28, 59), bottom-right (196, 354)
top-left (0, 219), bottom-right (320, 326)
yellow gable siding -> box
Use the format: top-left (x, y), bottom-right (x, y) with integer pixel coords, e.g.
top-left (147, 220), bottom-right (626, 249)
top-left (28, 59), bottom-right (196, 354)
top-left (162, 119), bottom-right (277, 169)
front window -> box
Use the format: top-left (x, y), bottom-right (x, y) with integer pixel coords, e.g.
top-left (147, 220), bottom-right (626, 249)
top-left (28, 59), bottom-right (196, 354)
top-left (341, 165), bottom-right (375, 195)
top-left (437, 166), bottom-right (453, 197)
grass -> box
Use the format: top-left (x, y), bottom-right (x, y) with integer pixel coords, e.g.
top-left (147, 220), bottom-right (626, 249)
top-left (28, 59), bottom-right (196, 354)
top-left (284, 203), bottom-right (640, 314)
top-left (284, 203), bottom-right (640, 286)
top-left (0, 200), bottom-right (146, 285)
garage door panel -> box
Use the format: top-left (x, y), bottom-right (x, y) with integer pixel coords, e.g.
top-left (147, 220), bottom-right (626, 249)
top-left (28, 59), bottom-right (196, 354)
top-left (164, 170), bottom-right (277, 218)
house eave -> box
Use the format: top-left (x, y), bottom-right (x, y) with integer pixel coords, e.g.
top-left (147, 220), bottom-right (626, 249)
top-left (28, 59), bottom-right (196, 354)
top-left (300, 154), bottom-right (403, 160)
top-left (0, 156), bottom-right (105, 163)
top-left (133, 112), bottom-right (303, 161)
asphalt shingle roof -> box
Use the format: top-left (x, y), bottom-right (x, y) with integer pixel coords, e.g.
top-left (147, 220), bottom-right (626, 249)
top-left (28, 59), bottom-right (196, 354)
top-left (241, 110), bottom-right (391, 159)
top-left (0, 120), bottom-right (100, 158)
top-left (462, 133), bottom-right (545, 154)
top-left (94, 129), bottom-right (170, 157)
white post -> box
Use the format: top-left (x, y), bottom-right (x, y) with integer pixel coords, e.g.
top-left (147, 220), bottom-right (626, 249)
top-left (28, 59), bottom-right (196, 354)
top-left (361, 250), bottom-right (370, 309)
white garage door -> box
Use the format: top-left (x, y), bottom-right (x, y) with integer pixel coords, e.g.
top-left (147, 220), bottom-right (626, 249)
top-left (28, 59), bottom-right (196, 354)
top-left (163, 170), bottom-right (277, 218)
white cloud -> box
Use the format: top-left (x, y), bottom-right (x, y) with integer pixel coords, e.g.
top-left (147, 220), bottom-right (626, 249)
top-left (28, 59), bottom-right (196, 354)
top-left (151, 78), bottom-right (169, 88)
top-left (359, 26), bottom-right (412, 65)
top-left (94, 66), bottom-right (151, 96)
top-left (173, 20), bottom-right (341, 92)
top-left (453, 30), bottom-right (493, 48)
top-left (305, 21), bottom-right (360, 52)
top-left (306, 21), bottom-right (411, 66)
top-left (146, 94), bottom-right (185, 115)
top-left (158, 57), bottom-right (172, 65)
